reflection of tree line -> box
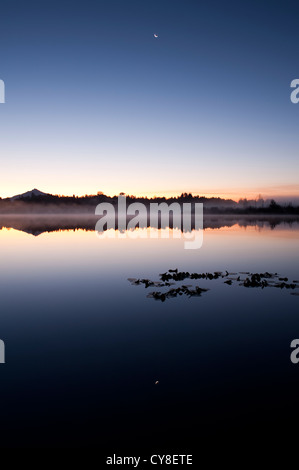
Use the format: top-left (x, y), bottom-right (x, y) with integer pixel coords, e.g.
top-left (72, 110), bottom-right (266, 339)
top-left (0, 214), bottom-right (299, 236)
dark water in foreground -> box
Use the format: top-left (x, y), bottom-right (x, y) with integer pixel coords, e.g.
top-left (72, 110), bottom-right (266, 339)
top-left (0, 218), bottom-right (299, 457)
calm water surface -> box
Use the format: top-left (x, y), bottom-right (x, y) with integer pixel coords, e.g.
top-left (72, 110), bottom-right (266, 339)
top-left (0, 219), bottom-right (299, 451)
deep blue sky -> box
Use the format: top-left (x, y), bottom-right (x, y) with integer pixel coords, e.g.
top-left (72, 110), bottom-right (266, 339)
top-left (0, 0), bottom-right (299, 200)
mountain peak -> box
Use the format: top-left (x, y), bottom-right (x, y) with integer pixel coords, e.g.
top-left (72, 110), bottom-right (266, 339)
top-left (10, 188), bottom-right (50, 200)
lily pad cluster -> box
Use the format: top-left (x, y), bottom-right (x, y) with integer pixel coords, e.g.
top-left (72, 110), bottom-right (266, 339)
top-left (128, 269), bottom-right (299, 302)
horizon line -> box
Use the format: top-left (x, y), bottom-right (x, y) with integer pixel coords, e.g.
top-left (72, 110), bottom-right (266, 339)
top-left (2, 188), bottom-right (299, 203)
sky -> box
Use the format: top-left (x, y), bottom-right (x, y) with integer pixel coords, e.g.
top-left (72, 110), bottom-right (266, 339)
top-left (0, 0), bottom-right (299, 201)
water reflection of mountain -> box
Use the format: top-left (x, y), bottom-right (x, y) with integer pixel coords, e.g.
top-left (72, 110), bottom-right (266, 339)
top-left (1, 214), bottom-right (299, 236)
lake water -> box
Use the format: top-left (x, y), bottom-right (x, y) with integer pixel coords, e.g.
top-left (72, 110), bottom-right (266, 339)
top-left (0, 217), bottom-right (299, 453)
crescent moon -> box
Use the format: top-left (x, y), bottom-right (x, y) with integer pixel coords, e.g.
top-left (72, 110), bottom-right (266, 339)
top-left (153, 33), bottom-right (158, 38)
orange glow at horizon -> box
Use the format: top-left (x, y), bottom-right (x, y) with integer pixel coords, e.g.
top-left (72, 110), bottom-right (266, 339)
top-left (1, 184), bottom-right (299, 202)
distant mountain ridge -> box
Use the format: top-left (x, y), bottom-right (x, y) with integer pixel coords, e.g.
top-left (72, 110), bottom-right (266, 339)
top-left (7, 188), bottom-right (238, 206)
top-left (1, 189), bottom-right (298, 216)
top-left (10, 188), bottom-right (50, 200)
